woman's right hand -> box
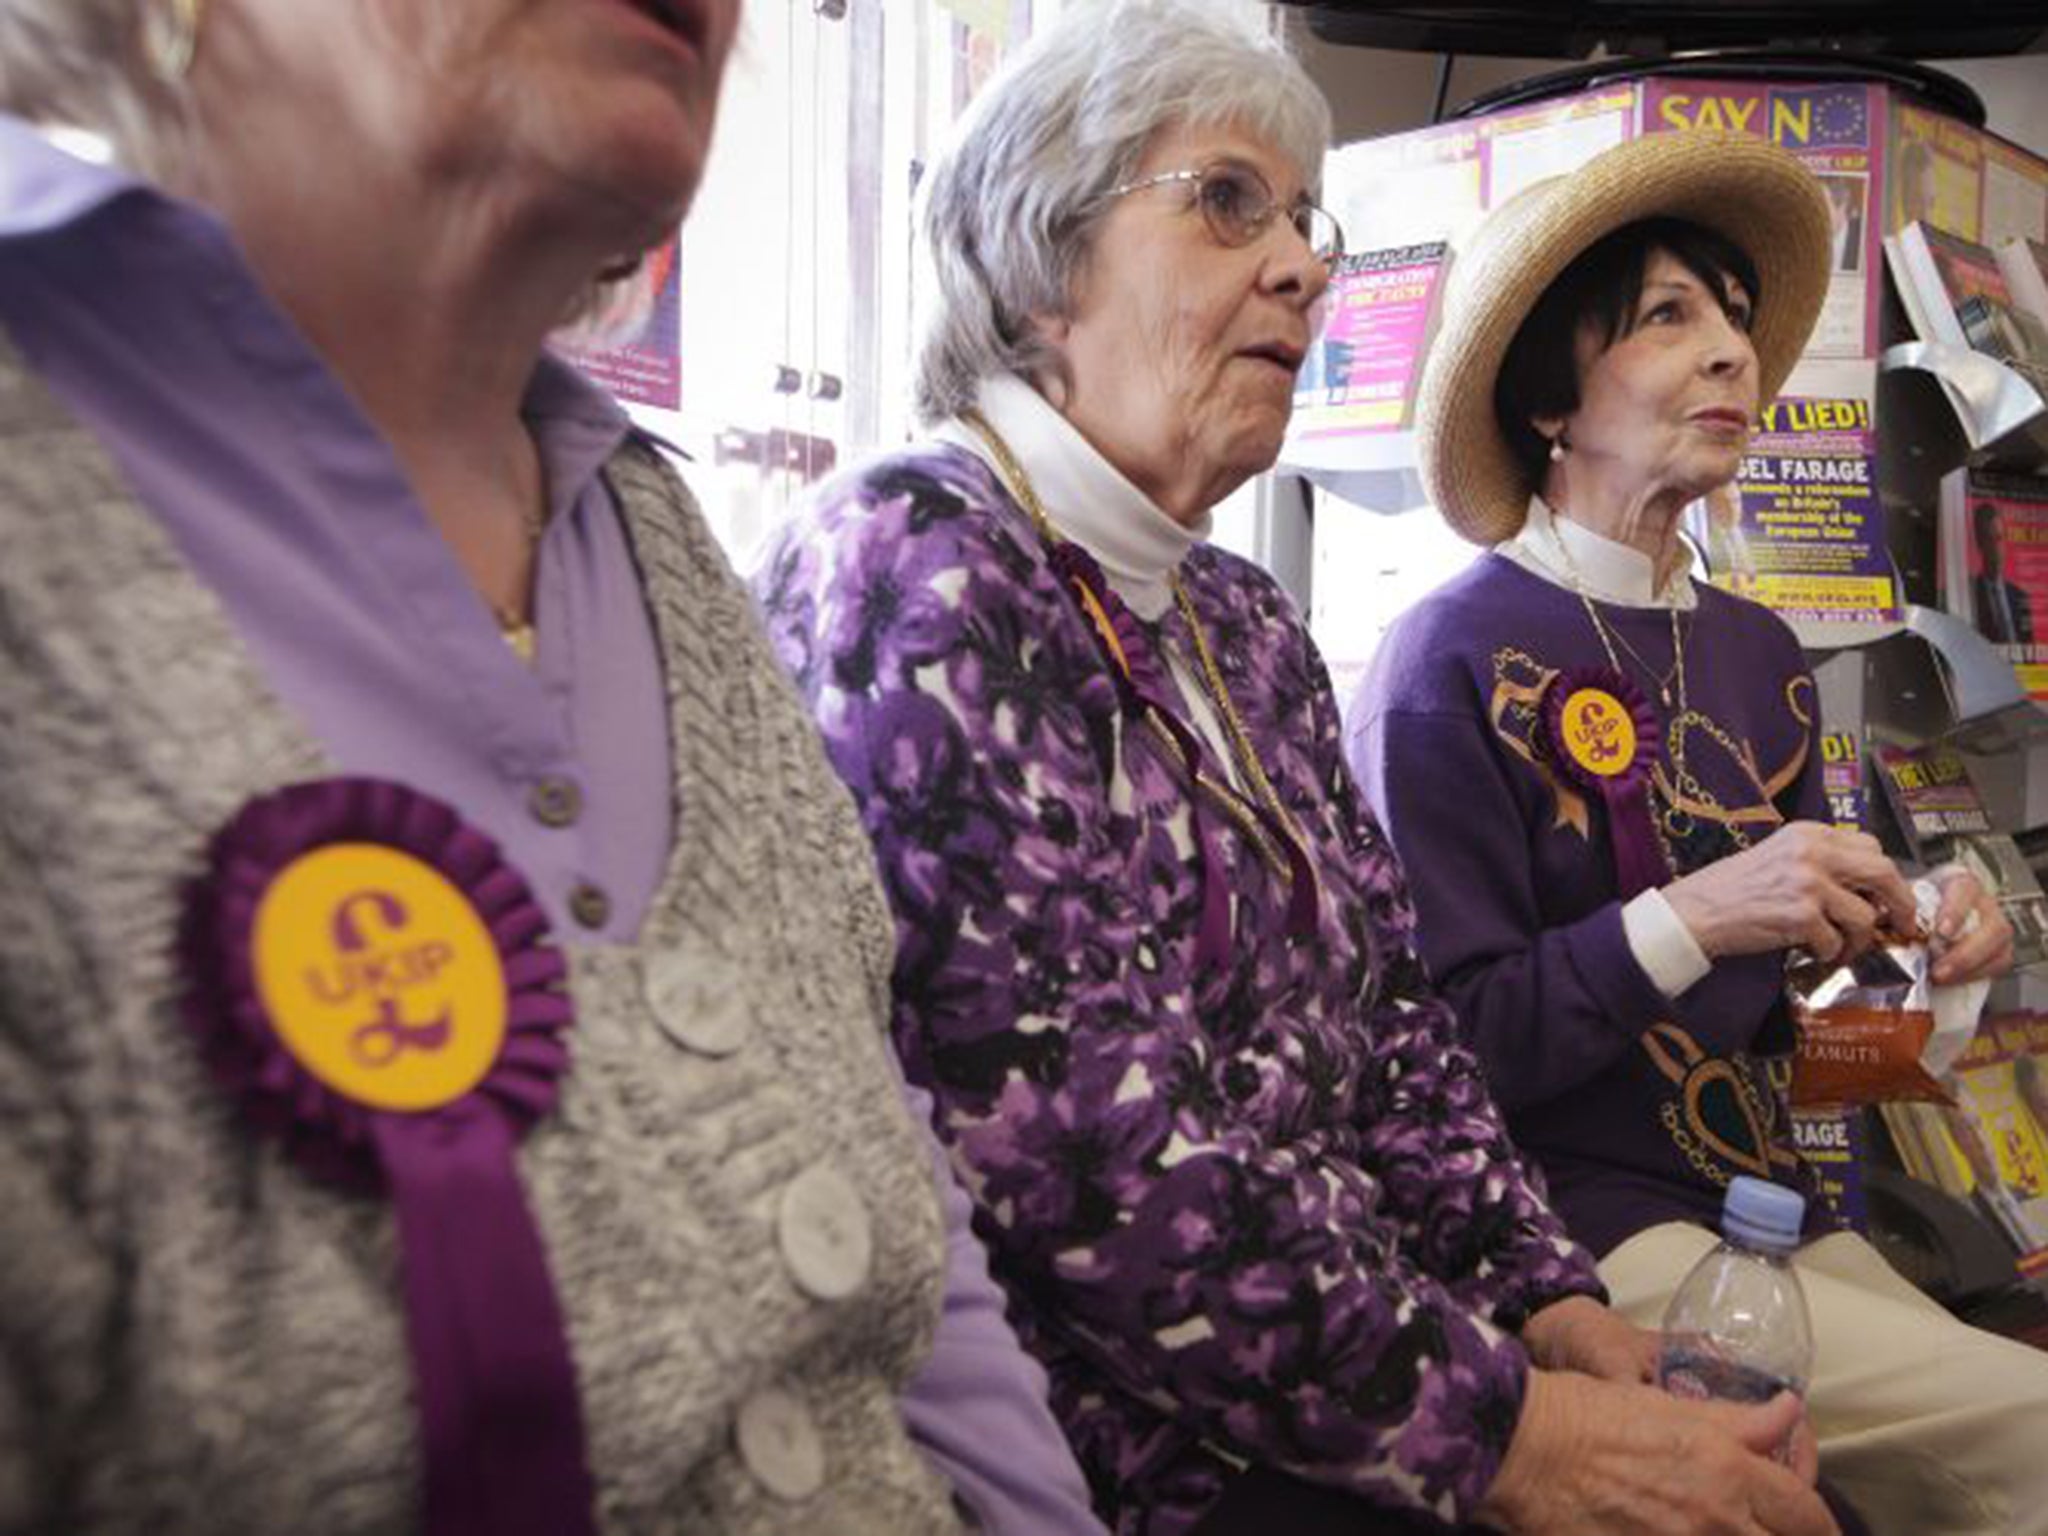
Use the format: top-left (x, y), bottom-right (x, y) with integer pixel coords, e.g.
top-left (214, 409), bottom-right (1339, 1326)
top-left (1661, 821), bottom-right (1918, 964)
top-left (1473, 1370), bottom-right (1838, 1536)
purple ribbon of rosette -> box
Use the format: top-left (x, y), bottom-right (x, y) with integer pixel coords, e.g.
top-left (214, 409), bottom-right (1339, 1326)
top-left (1048, 543), bottom-right (1319, 963)
top-left (178, 777), bottom-right (593, 1536)
top-left (1538, 666), bottom-right (1670, 899)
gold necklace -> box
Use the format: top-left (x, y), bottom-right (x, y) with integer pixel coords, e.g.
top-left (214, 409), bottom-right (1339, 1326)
top-left (1543, 520), bottom-right (1780, 857)
top-left (492, 498), bottom-right (547, 664)
top-left (1168, 573), bottom-right (1311, 869)
top-left (1545, 517), bottom-right (1711, 846)
top-left (1545, 520), bottom-right (1687, 708)
top-left (959, 409), bottom-right (1311, 883)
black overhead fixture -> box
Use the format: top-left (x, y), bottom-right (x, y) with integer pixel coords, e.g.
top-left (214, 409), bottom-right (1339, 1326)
top-left (1271, 2), bottom-right (2048, 62)
top-left (1445, 50), bottom-right (1987, 124)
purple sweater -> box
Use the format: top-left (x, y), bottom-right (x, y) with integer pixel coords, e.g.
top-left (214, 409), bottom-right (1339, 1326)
top-left (756, 445), bottom-right (1603, 1536)
top-left (1348, 554), bottom-right (1831, 1258)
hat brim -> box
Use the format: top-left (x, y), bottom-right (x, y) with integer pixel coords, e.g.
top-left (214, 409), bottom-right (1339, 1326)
top-left (1415, 130), bottom-right (1834, 547)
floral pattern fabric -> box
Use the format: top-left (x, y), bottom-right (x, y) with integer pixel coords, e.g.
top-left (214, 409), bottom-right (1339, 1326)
top-left (756, 444), bottom-right (1602, 1535)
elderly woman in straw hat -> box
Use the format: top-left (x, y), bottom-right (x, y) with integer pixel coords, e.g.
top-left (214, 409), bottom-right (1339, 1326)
top-left (1350, 129), bottom-right (2048, 1532)
top-left (0, 1), bottom-right (1120, 1532)
top-left (758, 6), bottom-right (1854, 1534)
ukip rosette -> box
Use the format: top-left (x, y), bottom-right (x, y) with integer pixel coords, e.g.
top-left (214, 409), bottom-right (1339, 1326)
top-left (177, 776), bottom-right (595, 1536)
top-left (1538, 666), bottom-right (1670, 899)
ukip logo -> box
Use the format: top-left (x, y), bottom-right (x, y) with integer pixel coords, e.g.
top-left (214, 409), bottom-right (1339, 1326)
top-left (315, 890), bottom-right (457, 1068)
top-left (252, 843), bottom-right (509, 1112)
top-left (1559, 687), bottom-right (1637, 779)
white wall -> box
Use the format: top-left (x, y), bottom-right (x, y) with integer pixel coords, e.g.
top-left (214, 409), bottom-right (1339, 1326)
top-left (1944, 56), bottom-right (2048, 160)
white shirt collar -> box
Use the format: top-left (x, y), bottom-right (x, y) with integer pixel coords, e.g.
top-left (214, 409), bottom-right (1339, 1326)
top-left (1497, 494), bottom-right (1697, 610)
top-left (935, 373), bottom-right (1207, 621)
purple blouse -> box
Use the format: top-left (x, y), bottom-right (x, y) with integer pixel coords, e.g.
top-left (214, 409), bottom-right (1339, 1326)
top-left (756, 443), bottom-right (1604, 1536)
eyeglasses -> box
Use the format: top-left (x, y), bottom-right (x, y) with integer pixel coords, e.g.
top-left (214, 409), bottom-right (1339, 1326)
top-left (1099, 161), bottom-right (1345, 266)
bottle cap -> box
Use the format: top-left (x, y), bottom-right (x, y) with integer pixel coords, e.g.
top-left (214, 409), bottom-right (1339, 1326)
top-left (1722, 1175), bottom-right (1805, 1254)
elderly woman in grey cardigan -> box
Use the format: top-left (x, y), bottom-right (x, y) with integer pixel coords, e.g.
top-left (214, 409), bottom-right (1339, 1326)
top-left (756, 4), bottom-right (1841, 1535)
top-left (0, 2), bottom-right (1107, 1533)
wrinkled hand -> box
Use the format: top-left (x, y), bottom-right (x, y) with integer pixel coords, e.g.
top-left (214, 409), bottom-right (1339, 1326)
top-left (1474, 1371), bottom-right (1837, 1536)
top-left (1521, 1296), bottom-right (1657, 1384)
top-left (1663, 822), bottom-right (1918, 965)
top-left (1927, 867), bottom-right (2014, 985)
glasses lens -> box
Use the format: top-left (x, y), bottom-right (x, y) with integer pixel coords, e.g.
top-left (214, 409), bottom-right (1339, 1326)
top-left (1196, 165), bottom-right (1273, 247)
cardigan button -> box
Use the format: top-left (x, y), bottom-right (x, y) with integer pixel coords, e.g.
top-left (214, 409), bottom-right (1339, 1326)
top-left (527, 776), bottom-right (582, 829)
top-left (567, 881), bottom-right (611, 931)
top-left (778, 1165), bottom-right (873, 1301)
top-left (642, 951), bottom-right (749, 1058)
top-left (735, 1387), bottom-right (826, 1501)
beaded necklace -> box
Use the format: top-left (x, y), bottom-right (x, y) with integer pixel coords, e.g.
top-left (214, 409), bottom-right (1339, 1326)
top-left (1544, 515), bottom-right (1775, 859)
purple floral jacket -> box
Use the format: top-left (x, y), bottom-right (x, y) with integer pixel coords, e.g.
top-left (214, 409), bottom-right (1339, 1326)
top-left (755, 443), bottom-right (1601, 1535)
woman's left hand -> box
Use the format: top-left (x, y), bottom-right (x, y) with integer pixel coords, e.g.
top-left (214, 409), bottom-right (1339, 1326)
top-left (1521, 1295), bottom-right (1658, 1384)
top-left (1928, 868), bottom-right (2014, 986)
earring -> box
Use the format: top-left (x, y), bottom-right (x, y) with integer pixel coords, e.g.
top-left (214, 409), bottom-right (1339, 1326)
top-left (1548, 433), bottom-right (1570, 463)
top-left (145, 0), bottom-right (205, 84)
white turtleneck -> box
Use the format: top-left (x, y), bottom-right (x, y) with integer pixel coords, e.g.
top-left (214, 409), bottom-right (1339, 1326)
top-left (938, 373), bottom-right (1248, 790)
top-left (1494, 495), bottom-right (1713, 999)
top-left (1498, 493), bottom-right (1699, 609)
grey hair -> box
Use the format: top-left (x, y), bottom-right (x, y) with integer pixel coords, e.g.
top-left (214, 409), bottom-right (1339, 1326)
top-left (0, 0), bottom-right (192, 181)
top-left (912, 0), bottom-right (1330, 425)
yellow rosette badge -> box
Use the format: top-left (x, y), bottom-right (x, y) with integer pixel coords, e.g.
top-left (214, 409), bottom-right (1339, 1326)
top-left (1540, 667), bottom-right (1668, 897)
top-left (1556, 686), bottom-right (1639, 781)
top-left (253, 842), bottom-right (508, 1112)
top-left (180, 778), bottom-right (590, 1535)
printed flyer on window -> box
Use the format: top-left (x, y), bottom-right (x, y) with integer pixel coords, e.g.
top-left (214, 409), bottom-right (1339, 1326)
top-left (552, 237), bottom-right (683, 412)
top-left (1699, 360), bottom-right (1898, 644)
top-left (1644, 78), bottom-right (1883, 358)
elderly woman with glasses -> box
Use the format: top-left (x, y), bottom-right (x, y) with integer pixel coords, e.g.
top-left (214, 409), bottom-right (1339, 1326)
top-left (756, 5), bottom-right (1842, 1535)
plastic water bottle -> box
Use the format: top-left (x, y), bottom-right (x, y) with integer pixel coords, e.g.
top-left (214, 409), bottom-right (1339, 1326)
top-left (1657, 1176), bottom-right (1814, 1436)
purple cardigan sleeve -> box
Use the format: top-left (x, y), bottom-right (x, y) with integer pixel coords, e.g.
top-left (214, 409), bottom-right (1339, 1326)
top-left (756, 452), bottom-right (1604, 1525)
top-left (1301, 668), bottom-right (1605, 1332)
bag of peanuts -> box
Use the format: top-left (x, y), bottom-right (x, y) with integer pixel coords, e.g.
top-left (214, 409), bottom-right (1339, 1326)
top-left (1788, 878), bottom-right (1989, 1107)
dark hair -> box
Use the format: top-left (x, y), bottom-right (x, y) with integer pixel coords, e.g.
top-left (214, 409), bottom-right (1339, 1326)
top-left (1493, 216), bottom-right (1762, 489)
top-left (1975, 501), bottom-right (2002, 536)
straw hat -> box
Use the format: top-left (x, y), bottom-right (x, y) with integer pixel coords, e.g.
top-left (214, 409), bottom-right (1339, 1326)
top-left (1415, 129), bottom-right (1832, 546)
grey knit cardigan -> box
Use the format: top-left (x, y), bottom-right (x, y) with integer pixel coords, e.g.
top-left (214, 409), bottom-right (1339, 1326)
top-left (0, 337), bottom-right (966, 1536)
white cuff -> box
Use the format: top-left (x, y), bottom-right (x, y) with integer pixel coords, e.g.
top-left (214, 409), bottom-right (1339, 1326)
top-left (1622, 889), bottom-right (1712, 998)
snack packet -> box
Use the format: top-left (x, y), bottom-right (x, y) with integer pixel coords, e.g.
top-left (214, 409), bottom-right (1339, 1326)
top-left (1788, 878), bottom-right (1989, 1107)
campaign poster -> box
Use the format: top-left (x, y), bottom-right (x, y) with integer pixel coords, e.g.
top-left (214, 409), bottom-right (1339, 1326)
top-left (1981, 134), bottom-right (2048, 250)
top-left (1870, 741), bottom-right (1993, 854)
top-left (1793, 1103), bottom-right (1868, 1232)
top-left (1957, 476), bottom-right (2048, 699)
top-left (1302, 85), bottom-right (1632, 459)
top-left (1947, 1013), bottom-right (2048, 1276)
top-left (1764, 1055), bottom-right (1867, 1232)
top-left (1480, 85), bottom-right (1636, 207)
top-left (1323, 118), bottom-right (1484, 258)
top-left (1820, 729), bottom-right (1867, 831)
top-left (1889, 103), bottom-right (1985, 242)
top-left (1644, 79), bottom-right (1882, 357)
top-left (1719, 373), bottom-right (1897, 629)
top-left (1292, 243), bottom-right (1449, 438)
top-left (552, 236), bottom-right (683, 412)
